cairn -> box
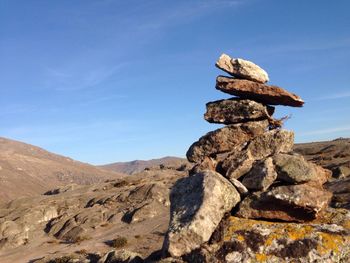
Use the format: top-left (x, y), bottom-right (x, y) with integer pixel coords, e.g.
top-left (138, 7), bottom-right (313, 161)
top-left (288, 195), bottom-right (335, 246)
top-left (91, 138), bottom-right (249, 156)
top-left (162, 54), bottom-right (333, 258)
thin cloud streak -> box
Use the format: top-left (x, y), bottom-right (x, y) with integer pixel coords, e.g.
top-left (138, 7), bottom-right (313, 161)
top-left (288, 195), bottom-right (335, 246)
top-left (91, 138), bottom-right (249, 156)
top-left (300, 126), bottom-right (350, 136)
top-left (311, 91), bottom-right (350, 101)
top-left (41, 0), bottom-right (246, 92)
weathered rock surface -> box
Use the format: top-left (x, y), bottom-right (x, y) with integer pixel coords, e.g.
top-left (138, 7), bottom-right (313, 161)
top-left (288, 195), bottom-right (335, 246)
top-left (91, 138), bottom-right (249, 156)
top-left (186, 213), bottom-right (350, 263)
top-left (224, 150), bottom-right (255, 180)
top-left (186, 120), bottom-right (268, 163)
top-left (242, 157), bottom-right (277, 191)
top-left (189, 156), bottom-right (217, 176)
top-left (266, 184), bottom-right (332, 216)
top-left (333, 165), bottom-right (350, 179)
top-left (229, 178), bottom-right (249, 195)
top-left (222, 129), bottom-right (294, 179)
top-left (274, 153), bottom-right (331, 185)
top-left (0, 169), bottom-right (186, 262)
top-left (216, 76), bottom-right (304, 107)
top-left (237, 184), bottom-right (332, 222)
top-left (326, 177), bottom-right (350, 209)
top-left (204, 98), bottom-right (274, 125)
top-left (215, 53), bottom-right (269, 83)
top-left (163, 170), bottom-right (240, 257)
top-left (247, 129), bottom-right (294, 159)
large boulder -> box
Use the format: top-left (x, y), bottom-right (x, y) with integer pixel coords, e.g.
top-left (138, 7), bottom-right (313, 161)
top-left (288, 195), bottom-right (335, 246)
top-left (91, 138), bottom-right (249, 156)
top-left (236, 184), bottom-right (332, 222)
top-left (204, 98), bottom-right (274, 125)
top-left (186, 120), bottom-right (268, 163)
top-left (216, 76), bottom-right (304, 107)
top-left (163, 170), bottom-right (240, 257)
top-left (215, 53), bottom-right (269, 83)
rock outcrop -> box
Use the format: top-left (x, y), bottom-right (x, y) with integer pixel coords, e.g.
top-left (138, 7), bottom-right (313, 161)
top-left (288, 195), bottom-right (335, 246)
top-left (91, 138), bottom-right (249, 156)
top-left (162, 53), bottom-right (348, 261)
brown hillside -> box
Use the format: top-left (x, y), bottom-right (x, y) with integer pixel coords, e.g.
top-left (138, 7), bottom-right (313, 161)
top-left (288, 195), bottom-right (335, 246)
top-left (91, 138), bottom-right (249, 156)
top-left (0, 137), bottom-right (125, 203)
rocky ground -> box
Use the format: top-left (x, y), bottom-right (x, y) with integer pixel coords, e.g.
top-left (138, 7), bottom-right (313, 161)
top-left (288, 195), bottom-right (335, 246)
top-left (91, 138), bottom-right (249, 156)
top-left (0, 138), bottom-right (349, 262)
top-left (0, 167), bottom-right (187, 263)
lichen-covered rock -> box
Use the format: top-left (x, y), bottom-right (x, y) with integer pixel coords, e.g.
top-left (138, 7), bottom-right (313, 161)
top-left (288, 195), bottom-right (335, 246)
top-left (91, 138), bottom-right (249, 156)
top-left (236, 184), bottom-right (332, 222)
top-left (242, 157), bottom-right (277, 191)
top-left (186, 120), bottom-right (268, 163)
top-left (187, 214), bottom-right (350, 263)
top-left (222, 129), bottom-right (294, 179)
top-left (224, 150), bottom-right (255, 181)
top-left (274, 153), bottom-right (331, 185)
top-left (247, 129), bottom-right (294, 160)
top-left (163, 170), bottom-right (240, 257)
top-left (216, 76), bottom-right (304, 107)
top-left (204, 98), bottom-right (274, 125)
top-left (215, 54), bottom-right (269, 83)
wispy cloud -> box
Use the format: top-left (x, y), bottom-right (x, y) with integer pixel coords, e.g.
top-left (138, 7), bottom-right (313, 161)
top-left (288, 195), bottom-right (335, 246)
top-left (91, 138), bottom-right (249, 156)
top-left (40, 0), bottom-right (247, 92)
top-left (44, 63), bottom-right (127, 91)
top-left (300, 126), bottom-right (350, 136)
top-left (136, 0), bottom-right (244, 31)
top-left (311, 90), bottom-right (350, 101)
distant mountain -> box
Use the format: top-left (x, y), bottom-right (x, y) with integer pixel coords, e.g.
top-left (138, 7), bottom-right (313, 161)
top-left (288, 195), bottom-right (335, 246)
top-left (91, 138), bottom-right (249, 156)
top-left (0, 137), bottom-right (125, 203)
top-left (100, 156), bottom-right (190, 175)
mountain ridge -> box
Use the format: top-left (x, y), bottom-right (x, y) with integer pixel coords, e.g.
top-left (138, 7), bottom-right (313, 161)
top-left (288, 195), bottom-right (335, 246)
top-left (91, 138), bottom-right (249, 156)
top-left (0, 137), bottom-right (125, 203)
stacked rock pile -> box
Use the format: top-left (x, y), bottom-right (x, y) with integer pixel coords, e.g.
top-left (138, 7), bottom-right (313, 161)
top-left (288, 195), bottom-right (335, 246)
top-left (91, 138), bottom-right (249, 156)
top-left (162, 54), bottom-right (333, 258)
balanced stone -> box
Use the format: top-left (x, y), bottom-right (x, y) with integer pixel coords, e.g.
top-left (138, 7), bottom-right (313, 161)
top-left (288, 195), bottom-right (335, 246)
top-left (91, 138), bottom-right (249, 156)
top-left (242, 157), bottom-right (277, 191)
top-left (222, 129), bottom-right (294, 180)
top-left (236, 184), bottom-right (332, 222)
top-left (266, 184), bottom-right (332, 216)
top-left (216, 76), bottom-right (304, 107)
top-left (204, 98), bottom-right (274, 125)
top-left (216, 53), bottom-right (269, 84)
top-left (274, 153), bottom-right (331, 185)
top-left (186, 120), bottom-right (268, 163)
top-left (163, 170), bottom-right (240, 257)
top-left (247, 129), bottom-right (294, 160)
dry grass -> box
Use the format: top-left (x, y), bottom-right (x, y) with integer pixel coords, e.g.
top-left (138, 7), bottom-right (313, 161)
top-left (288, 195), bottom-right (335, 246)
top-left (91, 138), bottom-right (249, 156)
top-left (108, 236), bottom-right (128, 248)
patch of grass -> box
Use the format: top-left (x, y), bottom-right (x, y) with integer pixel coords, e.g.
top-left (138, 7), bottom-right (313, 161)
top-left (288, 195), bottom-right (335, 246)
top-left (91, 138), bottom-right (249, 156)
top-left (67, 235), bottom-right (91, 244)
top-left (47, 255), bottom-right (76, 263)
top-left (107, 236), bottom-right (128, 248)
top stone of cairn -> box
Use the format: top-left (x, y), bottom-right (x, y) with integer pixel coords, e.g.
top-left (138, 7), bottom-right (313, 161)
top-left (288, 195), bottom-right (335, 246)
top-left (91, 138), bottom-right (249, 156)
top-left (216, 53), bottom-right (269, 84)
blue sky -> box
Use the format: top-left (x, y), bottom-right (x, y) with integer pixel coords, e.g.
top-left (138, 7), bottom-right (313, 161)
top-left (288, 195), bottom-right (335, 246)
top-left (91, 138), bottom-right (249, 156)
top-left (1, 0), bottom-right (350, 164)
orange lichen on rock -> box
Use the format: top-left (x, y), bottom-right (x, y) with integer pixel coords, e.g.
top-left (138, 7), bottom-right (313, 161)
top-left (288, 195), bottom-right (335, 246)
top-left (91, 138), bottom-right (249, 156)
top-left (221, 216), bottom-right (350, 262)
